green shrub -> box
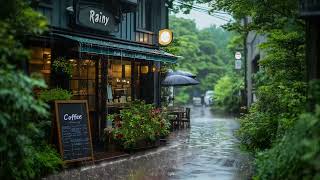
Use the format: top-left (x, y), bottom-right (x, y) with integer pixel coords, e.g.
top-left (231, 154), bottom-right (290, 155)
top-left (39, 88), bottom-right (73, 103)
top-left (8, 144), bottom-right (63, 179)
top-left (236, 30), bottom-right (306, 152)
top-left (0, 67), bottom-right (63, 179)
top-left (111, 101), bottom-right (170, 149)
top-left (213, 74), bottom-right (243, 113)
top-left (0, 1), bottom-right (63, 179)
top-left (237, 105), bottom-right (278, 151)
top-left (237, 82), bottom-right (306, 152)
top-left (254, 106), bottom-right (320, 180)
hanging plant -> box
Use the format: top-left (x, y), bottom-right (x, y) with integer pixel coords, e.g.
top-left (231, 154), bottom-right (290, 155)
top-left (52, 57), bottom-right (73, 77)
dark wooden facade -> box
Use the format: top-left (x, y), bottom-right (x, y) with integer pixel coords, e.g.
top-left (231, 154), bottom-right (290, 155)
top-left (36, 0), bottom-right (168, 46)
top-left (29, 0), bottom-right (174, 145)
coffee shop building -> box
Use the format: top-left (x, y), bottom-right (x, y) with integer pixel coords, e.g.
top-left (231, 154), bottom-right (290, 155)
top-left (28, 0), bottom-right (176, 143)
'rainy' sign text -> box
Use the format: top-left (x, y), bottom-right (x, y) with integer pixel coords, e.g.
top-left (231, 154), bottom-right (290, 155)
top-left (76, 5), bottom-right (118, 32)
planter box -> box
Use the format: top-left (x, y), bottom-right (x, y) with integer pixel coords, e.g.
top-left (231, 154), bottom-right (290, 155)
top-left (124, 138), bottom-right (161, 153)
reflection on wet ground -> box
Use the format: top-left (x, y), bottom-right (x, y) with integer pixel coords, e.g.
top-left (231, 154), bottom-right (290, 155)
top-left (47, 107), bottom-right (252, 180)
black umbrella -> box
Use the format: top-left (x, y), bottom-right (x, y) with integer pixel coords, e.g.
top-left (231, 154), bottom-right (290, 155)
top-left (162, 74), bottom-right (200, 86)
top-left (161, 74), bottom-right (199, 106)
top-left (167, 70), bottom-right (196, 78)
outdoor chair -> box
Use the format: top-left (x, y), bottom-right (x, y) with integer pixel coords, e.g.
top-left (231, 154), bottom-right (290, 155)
top-left (180, 108), bottom-right (191, 128)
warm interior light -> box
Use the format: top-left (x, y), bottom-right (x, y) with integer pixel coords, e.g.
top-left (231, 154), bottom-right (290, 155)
top-left (144, 35), bottom-right (148, 43)
top-left (141, 66), bottom-right (148, 74)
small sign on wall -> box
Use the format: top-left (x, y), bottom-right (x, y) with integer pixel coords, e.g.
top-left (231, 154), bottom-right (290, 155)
top-left (235, 52), bottom-right (242, 60)
top-left (54, 100), bottom-right (94, 163)
top-left (159, 29), bottom-right (173, 46)
top-left (235, 59), bottom-right (242, 70)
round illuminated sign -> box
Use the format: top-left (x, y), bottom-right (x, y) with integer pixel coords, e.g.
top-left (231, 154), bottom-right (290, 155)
top-left (159, 29), bottom-right (173, 46)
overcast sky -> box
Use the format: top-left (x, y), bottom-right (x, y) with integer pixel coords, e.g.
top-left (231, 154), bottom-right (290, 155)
top-left (172, 4), bottom-right (232, 29)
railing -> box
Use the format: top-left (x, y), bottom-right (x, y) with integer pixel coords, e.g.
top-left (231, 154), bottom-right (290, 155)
top-left (300, 0), bottom-right (320, 16)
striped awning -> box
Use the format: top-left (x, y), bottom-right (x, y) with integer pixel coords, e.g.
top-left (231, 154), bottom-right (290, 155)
top-left (55, 34), bottom-right (177, 63)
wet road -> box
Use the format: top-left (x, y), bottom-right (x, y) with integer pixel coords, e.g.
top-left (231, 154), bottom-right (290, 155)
top-left (47, 107), bottom-right (252, 180)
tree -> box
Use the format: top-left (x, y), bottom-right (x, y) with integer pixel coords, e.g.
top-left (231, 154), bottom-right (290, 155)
top-left (0, 1), bottom-right (62, 179)
top-left (168, 16), bottom-right (234, 104)
top-left (171, 0), bottom-right (314, 178)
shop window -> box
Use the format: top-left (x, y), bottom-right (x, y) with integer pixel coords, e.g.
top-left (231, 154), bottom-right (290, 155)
top-left (29, 47), bottom-right (51, 84)
top-left (70, 59), bottom-right (96, 111)
top-left (136, 0), bottom-right (152, 31)
top-left (107, 60), bottom-right (132, 106)
top-left (141, 65), bottom-right (149, 74)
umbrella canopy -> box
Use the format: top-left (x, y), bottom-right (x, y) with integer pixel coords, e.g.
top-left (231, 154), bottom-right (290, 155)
top-left (167, 70), bottom-right (196, 78)
top-left (161, 74), bottom-right (200, 87)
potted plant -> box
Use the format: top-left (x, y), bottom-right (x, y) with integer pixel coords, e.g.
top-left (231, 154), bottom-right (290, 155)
top-left (38, 88), bottom-right (73, 145)
top-left (103, 114), bottom-right (119, 151)
top-left (110, 101), bottom-right (170, 151)
top-left (52, 57), bottom-right (73, 89)
top-left (39, 88), bottom-right (73, 103)
top-left (52, 57), bottom-right (73, 78)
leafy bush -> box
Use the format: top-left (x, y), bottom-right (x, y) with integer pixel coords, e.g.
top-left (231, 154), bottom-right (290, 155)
top-left (7, 144), bottom-right (63, 179)
top-left (39, 88), bottom-right (73, 103)
top-left (0, 67), bottom-right (63, 179)
top-left (237, 105), bottom-right (277, 151)
top-left (0, 1), bottom-right (62, 179)
top-left (213, 74), bottom-right (243, 113)
top-left (236, 29), bottom-right (306, 152)
top-left (111, 101), bottom-right (170, 149)
top-left (254, 106), bottom-right (320, 180)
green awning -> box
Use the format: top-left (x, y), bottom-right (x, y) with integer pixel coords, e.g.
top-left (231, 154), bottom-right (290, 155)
top-left (55, 34), bottom-right (177, 63)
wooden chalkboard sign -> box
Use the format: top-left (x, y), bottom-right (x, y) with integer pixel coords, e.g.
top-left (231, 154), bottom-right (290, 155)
top-left (54, 100), bottom-right (94, 163)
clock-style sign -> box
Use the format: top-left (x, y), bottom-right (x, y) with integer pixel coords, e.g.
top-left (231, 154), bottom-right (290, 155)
top-left (159, 29), bottom-right (173, 46)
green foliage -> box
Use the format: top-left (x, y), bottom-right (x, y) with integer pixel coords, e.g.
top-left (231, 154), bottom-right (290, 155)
top-left (213, 74), bottom-right (243, 113)
top-left (111, 101), bottom-right (170, 149)
top-left (175, 90), bottom-right (190, 105)
top-left (9, 144), bottom-right (63, 180)
top-left (0, 0), bottom-right (62, 179)
top-left (172, 0), bottom-right (302, 33)
top-left (0, 66), bottom-right (63, 179)
top-left (237, 105), bottom-right (277, 151)
top-left (169, 16), bottom-right (234, 104)
top-left (52, 57), bottom-right (73, 77)
top-left (39, 88), bottom-right (73, 103)
top-left (172, 0), bottom-right (311, 178)
top-left (254, 106), bottom-right (320, 180)
top-left (237, 29), bottom-right (306, 152)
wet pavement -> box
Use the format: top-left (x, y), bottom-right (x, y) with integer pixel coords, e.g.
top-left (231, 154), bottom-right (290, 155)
top-left (46, 107), bottom-right (252, 180)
